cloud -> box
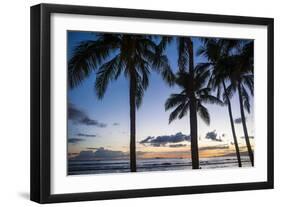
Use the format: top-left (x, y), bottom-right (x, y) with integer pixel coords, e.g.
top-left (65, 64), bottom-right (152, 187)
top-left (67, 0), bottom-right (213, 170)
top-left (68, 103), bottom-right (85, 120)
top-left (94, 148), bottom-right (127, 158)
top-left (68, 138), bottom-right (85, 144)
top-left (77, 133), bottom-right (97, 138)
top-left (169, 144), bottom-right (187, 148)
top-left (199, 145), bottom-right (229, 151)
top-left (68, 104), bottom-right (107, 128)
top-left (205, 130), bottom-right (222, 142)
top-left (234, 117), bottom-right (247, 124)
top-left (140, 132), bottom-right (191, 147)
top-left (73, 147), bottom-right (127, 160)
top-left (73, 151), bottom-right (95, 160)
top-left (86, 147), bottom-right (99, 150)
top-left (112, 122), bottom-right (120, 126)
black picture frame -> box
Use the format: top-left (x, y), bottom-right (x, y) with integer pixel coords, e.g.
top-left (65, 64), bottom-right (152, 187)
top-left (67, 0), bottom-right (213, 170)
top-left (30, 3), bottom-right (274, 204)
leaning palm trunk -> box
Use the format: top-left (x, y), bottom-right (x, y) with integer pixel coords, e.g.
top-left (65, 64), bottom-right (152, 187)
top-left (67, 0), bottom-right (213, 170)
top-left (187, 39), bottom-right (200, 169)
top-left (223, 81), bottom-right (242, 167)
top-left (238, 82), bottom-right (254, 166)
top-left (129, 73), bottom-right (137, 172)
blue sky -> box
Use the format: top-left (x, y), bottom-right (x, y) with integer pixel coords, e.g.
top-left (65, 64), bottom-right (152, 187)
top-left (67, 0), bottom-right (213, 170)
top-left (67, 31), bottom-right (254, 159)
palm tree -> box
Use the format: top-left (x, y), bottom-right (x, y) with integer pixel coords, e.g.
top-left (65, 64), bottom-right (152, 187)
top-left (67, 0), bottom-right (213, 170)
top-left (197, 38), bottom-right (242, 167)
top-left (68, 34), bottom-right (174, 172)
top-left (165, 68), bottom-right (224, 169)
top-left (177, 37), bottom-right (200, 169)
top-left (161, 36), bottom-right (218, 169)
top-left (225, 41), bottom-right (254, 166)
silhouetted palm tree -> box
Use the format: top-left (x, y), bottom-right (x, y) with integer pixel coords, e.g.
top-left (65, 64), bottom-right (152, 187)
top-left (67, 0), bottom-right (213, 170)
top-left (68, 34), bottom-right (174, 172)
top-left (167, 37), bottom-right (224, 169)
top-left (165, 68), bottom-right (224, 169)
top-left (177, 37), bottom-right (200, 169)
top-left (225, 41), bottom-right (254, 166)
top-left (161, 37), bottom-right (214, 169)
top-left (197, 38), bottom-right (242, 167)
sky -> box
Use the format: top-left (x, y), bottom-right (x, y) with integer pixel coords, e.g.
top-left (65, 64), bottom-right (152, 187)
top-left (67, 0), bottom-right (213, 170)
top-left (67, 31), bottom-right (254, 160)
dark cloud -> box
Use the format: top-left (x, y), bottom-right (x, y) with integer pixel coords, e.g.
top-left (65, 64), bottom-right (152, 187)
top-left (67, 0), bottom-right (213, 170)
top-left (112, 122), bottom-right (120, 126)
top-left (86, 147), bottom-right (99, 150)
top-left (234, 117), bottom-right (247, 124)
top-left (68, 104), bottom-right (107, 128)
top-left (140, 136), bottom-right (154, 144)
top-left (199, 145), bottom-right (229, 151)
top-left (94, 148), bottom-right (127, 158)
top-left (68, 138), bottom-right (85, 144)
top-left (205, 130), bottom-right (222, 142)
top-left (80, 118), bottom-right (107, 127)
top-left (77, 133), bottom-right (97, 138)
top-left (169, 144), bottom-right (187, 148)
top-left (68, 103), bottom-right (84, 120)
top-left (140, 132), bottom-right (191, 147)
top-left (73, 147), bottom-right (127, 160)
top-left (73, 151), bottom-right (95, 160)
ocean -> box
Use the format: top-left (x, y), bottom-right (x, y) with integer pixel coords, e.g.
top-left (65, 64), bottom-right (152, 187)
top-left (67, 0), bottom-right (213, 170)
top-left (68, 156), bottom-right (252, 175)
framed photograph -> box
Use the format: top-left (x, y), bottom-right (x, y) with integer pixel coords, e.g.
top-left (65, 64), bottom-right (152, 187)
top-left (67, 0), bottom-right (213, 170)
top-left (30, 3), bottom-right (274, 203)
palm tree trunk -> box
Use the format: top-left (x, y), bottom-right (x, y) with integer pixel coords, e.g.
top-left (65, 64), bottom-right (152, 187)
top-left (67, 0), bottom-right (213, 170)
top-left (190, 96), bottom-right (199, 169)
top-left (187, 38), bottom-right (199, 169)
top-left (238, 82), bottom-right (254, 166)
top-left (223, 81), bottom-right (242, 167)
top-left (129, 73), bottom-right (137, 172)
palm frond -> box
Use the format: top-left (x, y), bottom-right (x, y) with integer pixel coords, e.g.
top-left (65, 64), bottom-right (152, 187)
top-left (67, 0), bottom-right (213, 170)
top-left (216, 84), bottom-right (222, 99)
top-left (195, 62), bottom-right (212, 73)
top-left (241, 85), bottom-right (251, 113)
top-left (219, 39), bottom-right (241, 56)
top-left (199, 94), bottom-right (225, 106)
top-left (197, 103), bottom-right (210, 125)
top-left (196, 45), bottom-right (207, 57)
top-left (165, 94), bottom-right (187, 111)
top-left (68, 40), bottom-right (112, 88)
top-left (95, 55), bottom-right (122, 99)
top-left (243, 74), bottom-right (254, 96)
top-left (223, 84), bottom-right (236, 102)
top-left (177, 37), bottom-right (190, 71)
top-left (150, 51), bottom-right (175, 86)
top-left (168, 103), bottom-right (185, 123)
top-left (157, 36), bottom-right (173, 53)
top-left (135, 75), bottom-right (145, 109)
top-left (178, 102), bottom-right (190, 119)
top-left (174, 71), bottom-right (190, 90)
top-left (194, 69), bottom-right (210, 90)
